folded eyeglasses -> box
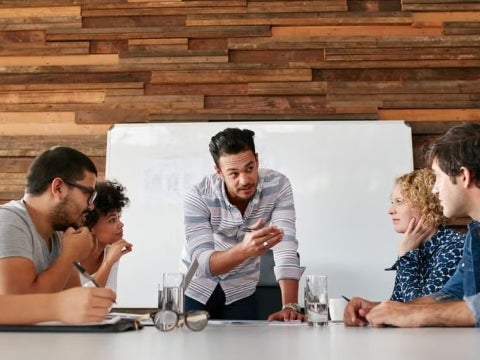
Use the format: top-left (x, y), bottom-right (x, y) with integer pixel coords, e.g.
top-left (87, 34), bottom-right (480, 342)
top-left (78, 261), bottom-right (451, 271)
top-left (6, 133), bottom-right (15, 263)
top-left (138, 310), bottom-right (209, 332)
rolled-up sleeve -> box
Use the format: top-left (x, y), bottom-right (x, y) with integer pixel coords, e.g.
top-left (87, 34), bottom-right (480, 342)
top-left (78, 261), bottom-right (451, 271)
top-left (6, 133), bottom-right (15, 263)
top-left (464, 293), bottom-right (480, 327)
top-left (270, 176), bottom-right (304, 281)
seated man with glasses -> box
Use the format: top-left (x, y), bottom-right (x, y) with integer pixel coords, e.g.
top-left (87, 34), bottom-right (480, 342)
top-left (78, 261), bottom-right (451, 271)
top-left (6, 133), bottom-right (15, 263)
top-left (0, 146), bottom-right (98, 294)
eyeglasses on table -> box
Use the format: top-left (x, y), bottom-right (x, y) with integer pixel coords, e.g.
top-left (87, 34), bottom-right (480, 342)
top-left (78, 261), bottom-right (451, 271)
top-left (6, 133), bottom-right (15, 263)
top-left (137, 310), bottom-right (210, 332)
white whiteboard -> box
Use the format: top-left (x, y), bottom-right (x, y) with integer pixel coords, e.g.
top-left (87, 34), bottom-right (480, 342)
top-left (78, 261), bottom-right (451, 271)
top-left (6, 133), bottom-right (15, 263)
top-left (106, 121), bottom-right (413, 307)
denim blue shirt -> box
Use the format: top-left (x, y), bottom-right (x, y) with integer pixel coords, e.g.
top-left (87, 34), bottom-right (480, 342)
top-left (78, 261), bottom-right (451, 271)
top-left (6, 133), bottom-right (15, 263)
top-left (429, 221), bottom-right (480, 327)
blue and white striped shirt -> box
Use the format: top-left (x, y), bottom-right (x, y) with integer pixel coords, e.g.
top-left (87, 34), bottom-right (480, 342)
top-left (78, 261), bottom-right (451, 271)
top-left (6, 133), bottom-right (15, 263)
top-left (181, 168), bottom-right (302, 305)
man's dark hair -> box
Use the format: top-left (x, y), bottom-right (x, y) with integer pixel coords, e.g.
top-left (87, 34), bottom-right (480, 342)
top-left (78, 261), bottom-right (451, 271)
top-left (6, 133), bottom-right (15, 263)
top-left (26, 146), bottom-right (98, 195)
top-left (427, 122), bottom-right (480, 187)
top-left (83, 180), bottom-right (129, 229)
top-left (208, 128), bottom-right (256, 166)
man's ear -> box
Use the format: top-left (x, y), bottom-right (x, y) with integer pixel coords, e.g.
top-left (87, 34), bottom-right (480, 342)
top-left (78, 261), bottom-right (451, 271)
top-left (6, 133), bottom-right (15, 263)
top-left (50, 177), bottom-right (65, 199)
top-left (255, 153), bottom-right (259, 167)
top-left (460, 166), bottom-right (473, 188)
top-left (215, 165), bottom-right (223, 179)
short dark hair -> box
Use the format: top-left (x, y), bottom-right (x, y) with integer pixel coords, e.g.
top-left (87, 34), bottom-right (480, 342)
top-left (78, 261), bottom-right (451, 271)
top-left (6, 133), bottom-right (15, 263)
top-left (83, 180), bottom-right (129, 229)
top-left (208, 128), bottom-right (256, 166)
top-left (427, 122), bottom-right (480, 187)
top-left (26, 146), bottom-right (98, 195)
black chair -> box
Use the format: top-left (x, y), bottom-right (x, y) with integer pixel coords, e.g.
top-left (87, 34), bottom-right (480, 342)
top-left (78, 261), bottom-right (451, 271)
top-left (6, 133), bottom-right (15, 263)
top-left (255, 250), bottom-right (282, 319)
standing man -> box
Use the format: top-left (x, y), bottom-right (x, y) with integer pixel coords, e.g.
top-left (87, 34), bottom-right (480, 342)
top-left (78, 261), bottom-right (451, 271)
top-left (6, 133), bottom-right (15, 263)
top-left (181, 128), bottom-right (304, 321)
top-left (356, 123), bottom-right (479, 327)
top-left (0, 146), bottom-right (98, 294)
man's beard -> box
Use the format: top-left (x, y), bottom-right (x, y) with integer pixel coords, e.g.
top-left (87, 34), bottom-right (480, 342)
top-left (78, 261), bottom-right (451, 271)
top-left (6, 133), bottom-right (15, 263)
top-left (51, 197), bottom-right (81, 231)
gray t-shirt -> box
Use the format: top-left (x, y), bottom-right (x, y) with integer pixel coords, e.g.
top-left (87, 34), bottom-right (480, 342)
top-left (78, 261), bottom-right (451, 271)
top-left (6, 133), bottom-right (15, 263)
top-left (0, 200), bottom-right (62, 273)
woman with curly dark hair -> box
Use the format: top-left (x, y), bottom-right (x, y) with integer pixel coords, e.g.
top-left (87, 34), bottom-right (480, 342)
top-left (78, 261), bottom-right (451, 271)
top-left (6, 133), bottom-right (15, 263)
top-left (81, 180), bottom-right (133, 290)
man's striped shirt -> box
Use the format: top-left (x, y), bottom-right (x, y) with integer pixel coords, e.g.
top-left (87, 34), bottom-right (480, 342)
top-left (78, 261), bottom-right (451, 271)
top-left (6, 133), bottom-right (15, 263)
top-left (181, 168), bottom-right (303, 305)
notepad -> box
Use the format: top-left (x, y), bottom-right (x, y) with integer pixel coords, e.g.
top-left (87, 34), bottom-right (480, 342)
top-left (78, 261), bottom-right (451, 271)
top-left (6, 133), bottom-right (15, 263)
top-left (0, 316), bottom-right (143, 333)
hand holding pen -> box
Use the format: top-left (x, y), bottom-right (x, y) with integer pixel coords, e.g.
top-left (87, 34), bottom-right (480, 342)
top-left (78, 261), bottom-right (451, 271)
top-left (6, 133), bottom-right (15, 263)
top-left (343, 296), bottom-right (376, 326)
top-left (73, 261), bottom-right (117, 304)
top-left (240, 218), bottom-right (283, 256)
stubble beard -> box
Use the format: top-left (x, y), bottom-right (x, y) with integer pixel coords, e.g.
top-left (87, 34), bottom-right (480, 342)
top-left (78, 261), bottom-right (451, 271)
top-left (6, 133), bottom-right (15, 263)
top-left (51, 197), bottom-right (79, 231)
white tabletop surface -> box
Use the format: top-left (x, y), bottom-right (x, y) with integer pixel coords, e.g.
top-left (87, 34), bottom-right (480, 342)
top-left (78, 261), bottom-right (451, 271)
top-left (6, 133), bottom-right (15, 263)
top-left (0, 321), bottom-right (478, 360)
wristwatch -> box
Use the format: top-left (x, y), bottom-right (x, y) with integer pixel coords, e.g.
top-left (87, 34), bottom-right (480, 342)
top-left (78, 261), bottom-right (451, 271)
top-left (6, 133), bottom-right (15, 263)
top-left (282, 303), bottom-right (301, 312)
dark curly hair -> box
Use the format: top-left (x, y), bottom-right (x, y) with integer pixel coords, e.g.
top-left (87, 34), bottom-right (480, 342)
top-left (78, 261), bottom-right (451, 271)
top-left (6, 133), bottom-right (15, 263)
top-left (83, 180), bottom-right (129, 229)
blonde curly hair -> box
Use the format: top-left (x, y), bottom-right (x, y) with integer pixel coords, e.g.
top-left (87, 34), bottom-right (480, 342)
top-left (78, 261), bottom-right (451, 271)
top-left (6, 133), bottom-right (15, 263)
top-left (395, 168), bottom-right (447, 227)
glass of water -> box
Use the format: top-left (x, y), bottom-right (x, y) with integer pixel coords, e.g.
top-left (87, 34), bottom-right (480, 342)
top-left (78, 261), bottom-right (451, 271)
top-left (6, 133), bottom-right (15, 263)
top-left (304, 274), bottom-right (328, 327)
top-left (162, 273), bottom-right (185, 314)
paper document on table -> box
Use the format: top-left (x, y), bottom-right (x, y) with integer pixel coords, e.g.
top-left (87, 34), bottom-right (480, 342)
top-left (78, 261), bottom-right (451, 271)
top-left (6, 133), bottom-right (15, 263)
top-left (208, 319), bottom-right (305, 326)
top-left (268, 320), bottom-right (305, 326)
top-left (208, 320), bottom-right (267, 326)
top-left (37, 316), bottom-right (121, 326)
top-left (108, 312), bottom-right (154, 326)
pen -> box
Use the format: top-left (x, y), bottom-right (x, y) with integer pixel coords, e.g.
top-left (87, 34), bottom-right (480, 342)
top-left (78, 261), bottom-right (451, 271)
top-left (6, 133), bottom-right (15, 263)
top-left (242, 228), bottom-right (253, 232)
top-left (73, 261), bottom-right (101, 288)
top-left (341, 295), bottom-right (351, 302)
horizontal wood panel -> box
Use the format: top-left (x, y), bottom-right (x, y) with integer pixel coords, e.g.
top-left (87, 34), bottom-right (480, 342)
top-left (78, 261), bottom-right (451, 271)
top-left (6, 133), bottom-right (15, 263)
top-left (151, 69), bottom-right (312, 83)
top-left (0, 6), bottom-right (80, 18)
top-left (247, 1), bottom-right (348, 13)
top-left (381, 109), bottom-right (480, 121)
top-left (0, 135), bottom-right (106, 157)
top-left (46, 26), bottom-right (271, 41)
top-left (271, 25), bottom-right (442, 37)
top-left (145, 83), bottom-right (248, 96)
top-left (0, 0), bottom-right (478, 203)
top-left (187, 12), bottom-right (412, 26)
top-left (204, 95), bottom-right (329, 113)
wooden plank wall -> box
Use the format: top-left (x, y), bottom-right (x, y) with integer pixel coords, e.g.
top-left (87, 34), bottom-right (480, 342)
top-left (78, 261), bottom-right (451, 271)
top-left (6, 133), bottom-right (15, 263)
top-left (0, 0), bottom-right (479, 203)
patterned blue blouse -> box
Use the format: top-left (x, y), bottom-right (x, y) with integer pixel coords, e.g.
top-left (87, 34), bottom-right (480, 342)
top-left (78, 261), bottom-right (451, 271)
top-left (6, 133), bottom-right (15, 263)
top-left (388, 226), bottom-right (465, 302)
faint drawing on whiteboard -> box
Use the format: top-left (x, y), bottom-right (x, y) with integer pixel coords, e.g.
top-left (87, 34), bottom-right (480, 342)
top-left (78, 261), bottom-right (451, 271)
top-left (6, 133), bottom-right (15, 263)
top-left (138, 156), bottom-right (212, 204)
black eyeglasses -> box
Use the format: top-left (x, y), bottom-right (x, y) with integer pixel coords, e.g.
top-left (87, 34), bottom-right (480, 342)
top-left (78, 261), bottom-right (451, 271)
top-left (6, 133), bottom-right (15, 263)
top-left (149, 310), bottom-right (209, 332)
top-left (62, 178), bottom-right (97, 205)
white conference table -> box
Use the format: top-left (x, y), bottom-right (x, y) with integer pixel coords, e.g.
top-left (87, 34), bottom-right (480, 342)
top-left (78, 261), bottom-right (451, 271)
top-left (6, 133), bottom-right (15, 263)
top-left (0, 321), bottom-right (478, 360)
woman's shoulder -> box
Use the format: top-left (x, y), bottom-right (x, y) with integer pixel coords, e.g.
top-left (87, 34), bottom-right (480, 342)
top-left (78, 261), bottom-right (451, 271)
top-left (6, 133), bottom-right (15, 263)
top-left (436, 226), bottom-right (466, 246)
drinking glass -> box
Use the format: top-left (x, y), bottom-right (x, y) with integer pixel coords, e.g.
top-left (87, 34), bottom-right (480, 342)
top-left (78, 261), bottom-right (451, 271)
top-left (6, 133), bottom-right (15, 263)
top-left (162, 273), bottom-right (185, 314)
top-left (304, 274), bottom-right (328, 327)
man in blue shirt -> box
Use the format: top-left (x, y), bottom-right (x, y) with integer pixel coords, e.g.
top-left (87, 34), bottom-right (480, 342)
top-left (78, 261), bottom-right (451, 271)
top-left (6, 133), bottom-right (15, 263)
top-left (362, 123), bottom-right (480, 327)
top-left (181, 128), bottom-right (304, 321)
